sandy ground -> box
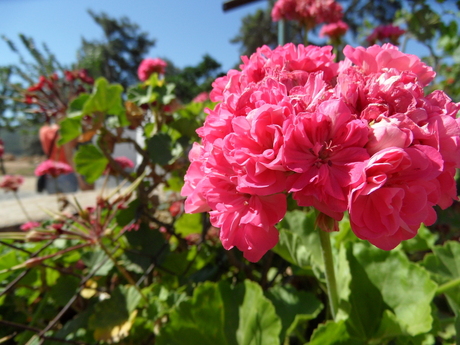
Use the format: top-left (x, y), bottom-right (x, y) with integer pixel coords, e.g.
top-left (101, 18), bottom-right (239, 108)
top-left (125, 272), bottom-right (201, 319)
top-left (0, 159), bottom-right (122, 229)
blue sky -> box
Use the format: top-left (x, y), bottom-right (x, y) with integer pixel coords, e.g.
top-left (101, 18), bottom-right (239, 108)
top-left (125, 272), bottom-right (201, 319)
top-left (0, 0), bottom-right (267, 72)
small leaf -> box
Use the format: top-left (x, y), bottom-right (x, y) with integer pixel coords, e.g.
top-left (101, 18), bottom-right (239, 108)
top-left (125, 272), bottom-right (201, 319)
top-left (147, 132), bottom-right (173, 165)
top-left (272, 210), bottom-right (323, 272)
top-left (82, 77), bottom-right (125, 117)
top-left (81, 249), bottom-right (114, 276)
top-left (174, 213), bottom-right (202, 237)
top-left (309, 320), bottom-right (362, 345)
top-left (265, 285), bottom-right (323, 342)
top-left (236, 280), bottom-right (282, 345)
top-left (422, 241), bottom-right (460, 314)
top-left (58, 117), bottom-right (82, 146)
top-left (74, 144), bottom-right (108, 183)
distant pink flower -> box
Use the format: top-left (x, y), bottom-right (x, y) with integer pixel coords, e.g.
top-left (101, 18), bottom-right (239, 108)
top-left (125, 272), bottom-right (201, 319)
top-left (367, 24), bottom-right (406, 45)
top-left (320, 20), bottom-right (348, 39)
top-left (272, 0), bottom-right (343, 29)
top-left (192, 92), bottom-right (209, 103)
top-left (0, 139), bottom-right (4, 158)
top-left (272, 0), bottom-right (300, 21)
top-left (0, 175), bottom-right (24, 192)
top-left (137, 58), bottom-right (167, 81)
top-left (104, 156), bottom-right (135, 175)
top-left (20, 221), bottom-right (41, 231)
top-left (35, 160), bottom-right (73, 178)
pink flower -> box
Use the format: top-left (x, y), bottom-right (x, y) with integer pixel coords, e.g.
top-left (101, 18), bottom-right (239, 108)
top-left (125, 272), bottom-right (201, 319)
top-left (182, 42), bottom-right (460, 260)
top-left (0, 175), bottom-right (24, 192)
top-left (104, 156), bottom-right (135, 175)
top-left (343, 44), bottom-right (435, 87)
top-left (192, 92), bottom-right (209, 103)
top-left (283, 99), bottom-right (369, 220)
top-left (272, 0), bottom-right (301, 22)
top-left (367, 24), bottom-right (406, 46)
top-left (35, 160), bottom-right (73, 178)
top-left (0, 139), bottom-right (4, 158)
top-left (20, 221), bottom-right (41, 231)
top-left (320, 20), bottom-right (349, 39)
top-left (137, 58), bottom-right (167, 81)
top-left (272, 0), bottom-right (343, 29)
top-left (349, 146), bottom-right (443, 250)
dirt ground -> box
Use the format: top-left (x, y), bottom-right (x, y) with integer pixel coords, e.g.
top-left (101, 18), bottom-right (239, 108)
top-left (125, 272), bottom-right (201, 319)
top-left (1, 156), bottom-right (44, 176)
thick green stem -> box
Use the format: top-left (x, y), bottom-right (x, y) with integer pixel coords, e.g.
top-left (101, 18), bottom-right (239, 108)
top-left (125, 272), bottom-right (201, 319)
top-left (318, 229), bottom-right (339, 320)
top-left (436, 277), bottom-right (460, 295)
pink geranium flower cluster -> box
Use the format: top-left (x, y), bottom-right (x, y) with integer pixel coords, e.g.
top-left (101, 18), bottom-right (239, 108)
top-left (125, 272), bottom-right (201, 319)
top-left (35, 159), bottom-right (73, 178)
top-left (0, 175), bottom-right (24, 192)
top-left (320, 20), bottom-right (349, 40)
top-left (272, 0), bottom-right (343, 29)
top-left (181, 43), bottom-right (460, 262)
top-left (137, 58), bottom-right (168, 81)
top-left (367, 24), bottom-right (406, 46)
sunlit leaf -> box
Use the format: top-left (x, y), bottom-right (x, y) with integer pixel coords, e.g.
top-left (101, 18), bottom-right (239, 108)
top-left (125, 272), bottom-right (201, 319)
top-left (156, 280), bottom-right (281, 345)
top-left (74, 144), bottom-right (108, 183)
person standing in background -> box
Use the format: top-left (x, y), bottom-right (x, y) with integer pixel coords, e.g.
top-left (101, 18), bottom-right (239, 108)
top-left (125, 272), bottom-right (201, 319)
top-left (39, 122), bottom-right (94, 193)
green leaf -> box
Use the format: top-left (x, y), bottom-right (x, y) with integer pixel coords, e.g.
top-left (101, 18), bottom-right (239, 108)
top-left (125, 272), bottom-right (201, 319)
top-left (169, 117), bottom-right (200, 139)
top-left (401, 225), bottom-right (438, 253)
top-left (89, 286), bottom-right (140, 328)
top-left (235, 281), bottom-right (282, 345)
top-left (88, 285), bottom-right (141, 342)
top-left (353, 243), bottom-right (437, 336)
top-left (174, 213), bottom-right (202, 237)
top-left (123, 222), bottom-right (169, 271)
top-left (147, 132), bottom-right (173, 165)
top-left (156, 281), bottom-right (232, 345)
top-left (81, 249), bottom-right (114, 276)
top-left (309, 320), bottom-right (362, 345)
top-left (0, 250), bottom-right (19, 282)
top-left (272, 210), bottom-right (323, 272)
top-left (49, 275), bottom-right (80, 306)
top-left (82, 77), bottom-right (125, 117)
top-left (265, 285), bottom-right (323, 342)
top-left (74, 144), bottom-right (108, 183)
top-left (58, 117), bottom-right (82, 146)
top-left (156, 280), bottom-right (281, 345)
top-left (68, 93), bottom-right (91, 115)
top-left (343, 243), bottom-right (385, 340)
top-left (422, 241), bottom-right (460, 315)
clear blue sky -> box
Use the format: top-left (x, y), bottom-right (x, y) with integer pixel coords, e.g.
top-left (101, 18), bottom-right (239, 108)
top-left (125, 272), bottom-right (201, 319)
top-left (0, 0), bottom-right (267, 72)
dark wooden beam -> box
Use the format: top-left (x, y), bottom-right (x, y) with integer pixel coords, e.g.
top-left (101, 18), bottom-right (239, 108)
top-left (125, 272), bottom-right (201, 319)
top-left (222, 0), bottom-right (264, 12)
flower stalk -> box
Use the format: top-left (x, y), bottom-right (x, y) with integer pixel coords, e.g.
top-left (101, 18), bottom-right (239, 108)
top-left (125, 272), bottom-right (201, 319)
top-left (318, 228), bottom-right (339, 320)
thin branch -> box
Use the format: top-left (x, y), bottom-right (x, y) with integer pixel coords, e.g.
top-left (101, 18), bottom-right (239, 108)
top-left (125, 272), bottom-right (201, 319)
top-left (0, 240), bottom-right (54, 297)
top-left (0, 320), bottom-right (88, 345)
